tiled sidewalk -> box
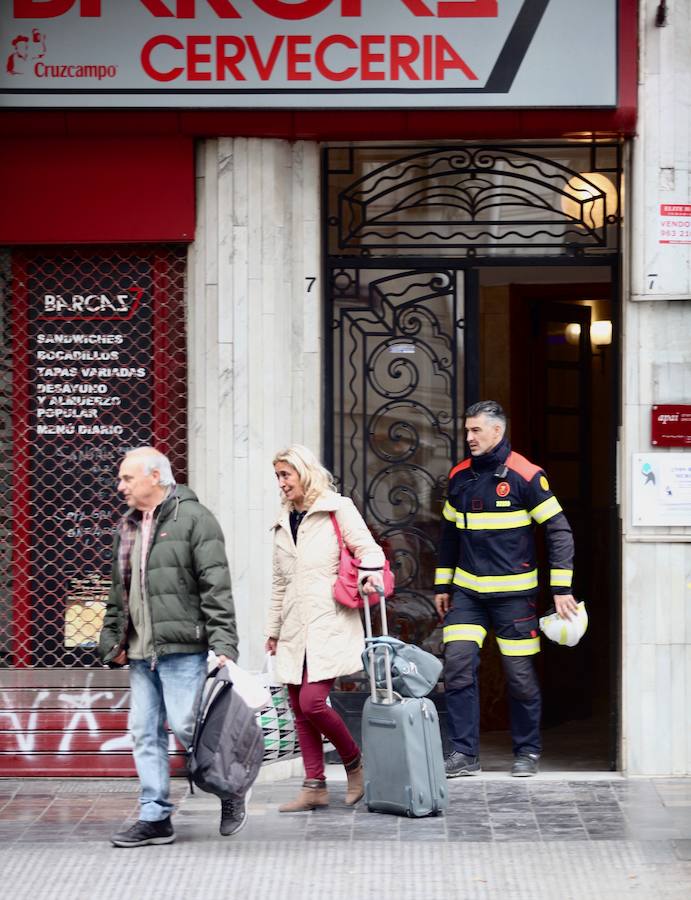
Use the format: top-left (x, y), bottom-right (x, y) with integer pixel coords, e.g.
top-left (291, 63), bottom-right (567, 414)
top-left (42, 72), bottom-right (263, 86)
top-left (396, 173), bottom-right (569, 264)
top-left (1, 772), bottom-right (690, 848)
top-left (0, 777), bottom-right (188, 845)
top-left (1, 774), bottom-right (690, 899)
top-left (213, 774), bottom-right (689, 848)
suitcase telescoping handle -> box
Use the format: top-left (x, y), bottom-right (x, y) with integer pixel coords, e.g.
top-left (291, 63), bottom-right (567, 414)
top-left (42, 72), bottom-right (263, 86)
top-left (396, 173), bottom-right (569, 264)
top-left (362, 585), bottom-right (395, 705)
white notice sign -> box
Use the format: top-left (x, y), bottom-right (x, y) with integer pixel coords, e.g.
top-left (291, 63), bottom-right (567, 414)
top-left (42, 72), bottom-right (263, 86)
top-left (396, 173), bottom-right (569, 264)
top-left (632, 453), bottom-right (691, 527)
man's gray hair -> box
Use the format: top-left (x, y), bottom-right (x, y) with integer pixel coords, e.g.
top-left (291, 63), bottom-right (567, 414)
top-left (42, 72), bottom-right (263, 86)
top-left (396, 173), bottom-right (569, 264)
top-left (125, 447), bottom-right (175, 486)
top-left (464, 400), bottom-right (507, 431)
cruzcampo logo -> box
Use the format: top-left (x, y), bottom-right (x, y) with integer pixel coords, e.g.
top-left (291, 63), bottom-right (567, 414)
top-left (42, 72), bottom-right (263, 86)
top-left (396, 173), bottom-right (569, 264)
top-left (6, 28), bottom-right (46, 76)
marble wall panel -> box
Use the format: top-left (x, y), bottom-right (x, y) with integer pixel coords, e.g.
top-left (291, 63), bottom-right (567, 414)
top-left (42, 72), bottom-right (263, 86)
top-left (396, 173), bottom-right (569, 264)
top-left (622, 62), bottom-right (691, 765)
top-left (188, 139), bottom-right (321, 669)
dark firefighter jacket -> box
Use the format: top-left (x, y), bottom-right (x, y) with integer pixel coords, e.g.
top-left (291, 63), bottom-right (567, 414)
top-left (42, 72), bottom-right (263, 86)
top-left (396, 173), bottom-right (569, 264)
top-left (434, 436), bottom-right (574, 598)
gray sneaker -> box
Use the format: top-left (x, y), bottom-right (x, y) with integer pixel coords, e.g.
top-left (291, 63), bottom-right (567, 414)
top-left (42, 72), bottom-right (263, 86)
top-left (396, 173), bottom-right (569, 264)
top-left (111, 817), bottom-right (175, 848)
top-left (445, 751), bottom-right (481, 778)
top-left (220, 789), bottom-right (250, 836)
top-left (511, 753), bottom-right (539, 777)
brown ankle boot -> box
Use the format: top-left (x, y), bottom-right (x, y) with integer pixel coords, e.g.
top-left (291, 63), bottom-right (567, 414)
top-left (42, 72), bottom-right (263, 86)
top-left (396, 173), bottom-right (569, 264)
top-left (344, 757), bottom-right (364, 806)
top-left (278, 779), bottom-right (329, 813)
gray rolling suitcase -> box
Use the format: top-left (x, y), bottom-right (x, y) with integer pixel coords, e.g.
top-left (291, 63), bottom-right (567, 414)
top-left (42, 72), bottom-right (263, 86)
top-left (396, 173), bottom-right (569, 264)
top-left (361, 588), bottom-right (447, 817)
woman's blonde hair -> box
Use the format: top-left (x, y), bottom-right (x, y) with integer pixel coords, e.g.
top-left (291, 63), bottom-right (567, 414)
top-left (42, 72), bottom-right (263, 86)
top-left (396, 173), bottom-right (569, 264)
top-left (272, 444), bottom-right (336, 508)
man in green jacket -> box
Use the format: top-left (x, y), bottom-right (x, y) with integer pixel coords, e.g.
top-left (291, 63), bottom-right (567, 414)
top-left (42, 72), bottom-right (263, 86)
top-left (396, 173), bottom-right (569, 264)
top-left (99, 446), bottom-right (241, 847)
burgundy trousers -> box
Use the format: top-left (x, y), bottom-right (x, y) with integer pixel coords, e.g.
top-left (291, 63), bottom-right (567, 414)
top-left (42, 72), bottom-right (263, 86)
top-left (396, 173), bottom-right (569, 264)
top-left (287, 665), bottom-right (360, 781)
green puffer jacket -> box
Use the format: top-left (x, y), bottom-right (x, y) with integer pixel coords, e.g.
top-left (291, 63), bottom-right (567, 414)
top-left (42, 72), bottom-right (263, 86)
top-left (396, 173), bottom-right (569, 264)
top-left (98, 485), bottom-right (238, 667)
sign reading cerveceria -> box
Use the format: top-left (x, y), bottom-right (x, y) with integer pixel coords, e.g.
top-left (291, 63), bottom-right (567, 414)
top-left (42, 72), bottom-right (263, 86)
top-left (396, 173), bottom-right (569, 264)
top-left (1, 0), bottom-right (617, 109)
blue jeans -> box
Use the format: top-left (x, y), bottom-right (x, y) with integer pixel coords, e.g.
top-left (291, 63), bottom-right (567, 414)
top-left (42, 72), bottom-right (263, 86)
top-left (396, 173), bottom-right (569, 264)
top-left (128, 652), bottom-right (207, 822)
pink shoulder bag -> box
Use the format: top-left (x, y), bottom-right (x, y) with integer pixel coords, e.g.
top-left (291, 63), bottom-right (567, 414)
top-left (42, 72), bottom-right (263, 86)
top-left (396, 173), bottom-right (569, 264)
top-left (329, 511), bottom-right (395, 609)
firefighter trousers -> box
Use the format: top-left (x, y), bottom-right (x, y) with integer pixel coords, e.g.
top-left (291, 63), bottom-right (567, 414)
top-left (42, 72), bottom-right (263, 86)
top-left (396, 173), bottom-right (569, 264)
top-left (443, 590), bottom-right (542, 758)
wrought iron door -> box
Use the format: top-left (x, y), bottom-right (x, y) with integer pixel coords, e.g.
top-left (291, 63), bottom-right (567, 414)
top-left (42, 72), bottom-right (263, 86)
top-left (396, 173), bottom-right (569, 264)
top-left (328, 265), bottom-right (465, 652)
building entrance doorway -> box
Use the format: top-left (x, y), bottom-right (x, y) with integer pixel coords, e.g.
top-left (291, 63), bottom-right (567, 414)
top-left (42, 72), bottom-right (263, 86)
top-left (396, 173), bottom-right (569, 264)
top-left (476, 267), bottom-right (616, 769)
top-left (323, 144), bottom-right (621, 770)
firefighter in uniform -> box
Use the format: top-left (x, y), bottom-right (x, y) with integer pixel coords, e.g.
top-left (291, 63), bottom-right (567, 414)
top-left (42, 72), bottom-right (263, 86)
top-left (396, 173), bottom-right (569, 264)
top-left (434, 400), bottom-right (578, 777)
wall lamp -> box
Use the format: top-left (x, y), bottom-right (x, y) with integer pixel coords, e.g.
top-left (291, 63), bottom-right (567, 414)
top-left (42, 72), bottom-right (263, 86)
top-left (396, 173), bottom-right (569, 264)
top-left (565, 320), bottom-right (612, 347)
top-left (561, 173), bottom-right (618, 231)
top-left (565, 320), bottom-right (612, 370)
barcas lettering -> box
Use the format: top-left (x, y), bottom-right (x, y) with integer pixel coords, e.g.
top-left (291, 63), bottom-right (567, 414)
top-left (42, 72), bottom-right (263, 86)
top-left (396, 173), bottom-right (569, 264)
top-left (43, 294), bottom-right (131, 314)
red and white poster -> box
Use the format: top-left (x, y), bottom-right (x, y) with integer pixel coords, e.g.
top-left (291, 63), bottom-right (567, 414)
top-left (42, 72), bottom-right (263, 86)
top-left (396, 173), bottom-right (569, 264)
top-left (659, 203), bottom-right (691, 245)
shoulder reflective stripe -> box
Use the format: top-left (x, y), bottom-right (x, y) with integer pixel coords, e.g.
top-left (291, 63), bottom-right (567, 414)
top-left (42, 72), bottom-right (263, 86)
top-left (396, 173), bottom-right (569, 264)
top-left (550, 568), bottom-right (573, 587)
top-left (442, 500), bottom-right (457, 522)
top-left (465, 510), bottom-right (531, 530)
top-left (435, 568), bottom-right (454, 584)
top-left (453, 568), bottom-right (538, 593)
top-left (443, 624), bottom-right (487, 647)
top-left (496, 635), bottom-right (541, 656)
top-left (529, 495), bottom-right (562, 523)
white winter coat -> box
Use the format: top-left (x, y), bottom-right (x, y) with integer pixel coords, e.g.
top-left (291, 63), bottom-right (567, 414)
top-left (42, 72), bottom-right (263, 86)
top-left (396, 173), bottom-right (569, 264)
top-left (266, 491), bottom-right (385, 684)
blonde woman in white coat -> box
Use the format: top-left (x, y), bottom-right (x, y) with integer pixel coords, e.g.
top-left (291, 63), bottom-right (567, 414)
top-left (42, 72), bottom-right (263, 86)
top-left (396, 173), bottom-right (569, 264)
top-left (265, 445), bottom-right (384, 812)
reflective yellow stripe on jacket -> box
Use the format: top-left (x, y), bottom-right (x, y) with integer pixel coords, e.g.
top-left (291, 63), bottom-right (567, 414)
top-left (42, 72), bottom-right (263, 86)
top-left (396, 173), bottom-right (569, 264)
top-left (444, 504), bottom-right (531, 531)
top-left (550, 568), bottom-right (573, 588)
top-left (529, 495), bottom-right (562, 524)
top-left (442, 500), bottom-right (456, 522)
top-left (465, 510), bottom-right (531, 530)
top-left (434, 567), bottom-right (454, 586)
top-left (452, 567), bottom-right (538, 593)
top-left (443, 624), bottom-right (487, 647)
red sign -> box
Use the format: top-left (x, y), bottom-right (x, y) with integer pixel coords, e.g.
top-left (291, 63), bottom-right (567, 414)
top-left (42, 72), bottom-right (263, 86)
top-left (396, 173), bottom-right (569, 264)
top-left (651, 405), bottom-right (691, 447)
top-left (659, 203), bottom-right (691, 244)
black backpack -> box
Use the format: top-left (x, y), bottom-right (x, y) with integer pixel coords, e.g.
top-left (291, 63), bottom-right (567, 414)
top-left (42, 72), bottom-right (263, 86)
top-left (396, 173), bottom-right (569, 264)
top-left (188, 666), bottom-right (264, 799)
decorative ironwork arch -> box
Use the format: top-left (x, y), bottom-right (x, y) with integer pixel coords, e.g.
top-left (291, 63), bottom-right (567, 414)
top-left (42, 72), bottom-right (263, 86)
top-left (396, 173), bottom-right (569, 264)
top-left (327, 143), bottom-right (622, 255)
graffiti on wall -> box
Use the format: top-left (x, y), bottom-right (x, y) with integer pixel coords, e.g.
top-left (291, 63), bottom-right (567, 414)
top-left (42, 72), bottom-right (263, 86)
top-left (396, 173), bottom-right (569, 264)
top-left (0, 679), bottom-right (184, 775)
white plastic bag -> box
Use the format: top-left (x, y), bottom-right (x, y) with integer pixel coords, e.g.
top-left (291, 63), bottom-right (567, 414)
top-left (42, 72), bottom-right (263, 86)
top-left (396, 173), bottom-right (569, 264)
top-left (226, 659), bottom-right (272, 710)
top-left (262, 651), bottom-right (284, 685)
top-left (207, 651), bottom-right (271, 710)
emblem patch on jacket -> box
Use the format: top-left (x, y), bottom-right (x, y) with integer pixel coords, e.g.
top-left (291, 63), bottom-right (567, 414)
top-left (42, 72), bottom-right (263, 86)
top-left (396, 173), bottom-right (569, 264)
top-left (540, 475), bottom-right (549, 490)
top-left (496, 481), bottom-right (510, 498)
